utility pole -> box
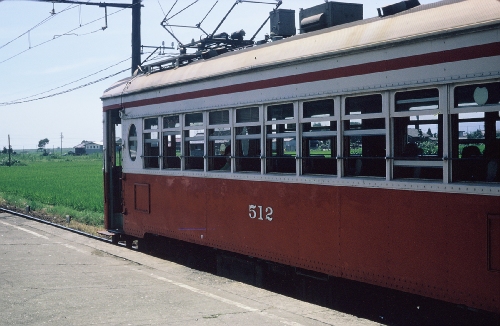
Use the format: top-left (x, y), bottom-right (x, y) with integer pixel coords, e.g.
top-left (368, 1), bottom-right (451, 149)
top-left (8, 135), bottom-right (11, 167)
top-left (131, 0), bottom-right (141, 75)
top-left (60, 132), bottom-right (63, 155)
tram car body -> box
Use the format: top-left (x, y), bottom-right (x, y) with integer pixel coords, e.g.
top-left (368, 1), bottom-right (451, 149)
top-left (102, 0), bottom-right (500, 314)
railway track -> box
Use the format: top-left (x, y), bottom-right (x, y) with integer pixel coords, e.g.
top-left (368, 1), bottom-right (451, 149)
top-left (0, 206), bottom-right (110, 244)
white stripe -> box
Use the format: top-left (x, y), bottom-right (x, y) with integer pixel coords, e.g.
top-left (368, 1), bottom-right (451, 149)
top-left (140, 270), bottom-right (305, 326)
top-left (0, 220), bottom-right (50, 240)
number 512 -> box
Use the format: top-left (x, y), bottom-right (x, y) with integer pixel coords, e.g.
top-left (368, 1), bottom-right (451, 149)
top-left (249, 205), bottom-right (273, 221)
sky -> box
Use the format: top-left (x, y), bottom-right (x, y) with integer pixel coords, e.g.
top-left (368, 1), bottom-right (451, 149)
top-left (0, 0), bottom-right (440, 150)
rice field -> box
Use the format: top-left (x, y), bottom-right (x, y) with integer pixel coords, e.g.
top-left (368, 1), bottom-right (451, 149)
top-left (0, 153), bottom-right (104, 226)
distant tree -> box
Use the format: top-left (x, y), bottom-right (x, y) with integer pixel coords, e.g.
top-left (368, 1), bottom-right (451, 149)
top-left (427, 128), bottom-right (433, 137)
top-left (467, 129), bottom-right (483, 139)
top-left (37, 138), bottom-right (49, 151)
top-left (2, 146), bottom-right (13, 154)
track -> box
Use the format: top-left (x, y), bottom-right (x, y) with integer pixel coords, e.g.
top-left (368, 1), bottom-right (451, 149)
top-left (0, 206), bottom-right (110, 244)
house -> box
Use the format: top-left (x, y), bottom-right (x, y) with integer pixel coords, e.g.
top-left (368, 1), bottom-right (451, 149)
top-left (74, 141), bottom-right (103, 155)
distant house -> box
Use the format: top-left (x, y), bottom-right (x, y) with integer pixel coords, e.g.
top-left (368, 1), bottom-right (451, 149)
top-left (74, 141), bottom-right (103, 155)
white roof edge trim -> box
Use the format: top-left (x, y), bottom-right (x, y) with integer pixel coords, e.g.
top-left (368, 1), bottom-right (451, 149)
top-left (101, 0), bottom-right (500, 100)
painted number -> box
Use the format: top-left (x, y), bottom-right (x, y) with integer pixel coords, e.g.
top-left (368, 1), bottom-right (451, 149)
top-left (249, 205), bottom-right (273, 221)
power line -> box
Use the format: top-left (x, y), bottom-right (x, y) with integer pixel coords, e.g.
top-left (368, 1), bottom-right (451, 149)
top-left (0, 3), bottom-right (134, 65)
top-left (0, 3), bottom-right (80, 51)
top-left (0, 67), bottom-right (129, 106)
top-left (7, 56), bottom-right (131, 103)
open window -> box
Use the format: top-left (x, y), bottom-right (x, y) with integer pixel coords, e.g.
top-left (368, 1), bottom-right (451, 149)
top-left (343, 94), bottom-right (385, 177)
top-left (208, 110), bottom-right (231, 171)
top-left (184, 113), bottom-right (204, 170)
top-left (393, 88), bottom-right (443, 180)
top-left (235, 107), bottom-right (261, 173)
top-left (162, 115), bottom-right (181, 169)
top-left (301, 99), bottom-right (337, 175)
top-left (266, 103), bottom-right (296, 174)
top-left (143, 118), bottom-right (159, 169)
top-left (451, 82), bottom-right (500, 183)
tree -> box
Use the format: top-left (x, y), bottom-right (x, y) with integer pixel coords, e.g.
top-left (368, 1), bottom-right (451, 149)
top-left (38, 138), bottom-right (49, 151)
top-left (467, 129), bottom-right (483, 139)
top-left (2, 146), bottom-right (13, 154)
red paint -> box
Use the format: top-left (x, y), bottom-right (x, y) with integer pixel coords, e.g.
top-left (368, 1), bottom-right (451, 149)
top-left (103, 42), bottom-right (500, 111)
top-left (120, 173), bottom-right (500, 313)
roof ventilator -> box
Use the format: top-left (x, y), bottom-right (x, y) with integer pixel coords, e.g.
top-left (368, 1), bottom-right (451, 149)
top-left (299, 1), bottom-right (363, 34)
top-left (269, 9), bottom-right (296, 40)
top-left (377, 0), bottom-right (420, 17)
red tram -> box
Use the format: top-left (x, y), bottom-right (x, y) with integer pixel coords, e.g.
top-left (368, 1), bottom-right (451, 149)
top-left (101, 0), bottom-right (500, 314)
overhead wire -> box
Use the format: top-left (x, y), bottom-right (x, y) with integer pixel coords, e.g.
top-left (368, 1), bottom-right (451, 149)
top-left (0, 58), bottom-right (131, 106)
top-left (0, 3), bottom-right (80, 51)
top-left (4, 57), bottom-right (131, 103)
top-left (0, 1), bottom-right (140, 65)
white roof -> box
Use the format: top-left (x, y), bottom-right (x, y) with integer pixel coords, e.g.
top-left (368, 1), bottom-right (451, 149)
top-left (102, 0), bottom-right (500, 100)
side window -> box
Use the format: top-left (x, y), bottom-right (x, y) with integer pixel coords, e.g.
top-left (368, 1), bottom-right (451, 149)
top-left (235, 107), bottom-right (261, 173)
top-left (143, 118), bottom-right (159, 169)
top-left (266, 103), bottom-right (296, 173)
top-left (393, 88), bottom-right (442, 180)
top-left (343, 94), bottom-right (385, 177)
top-left (301, 99), bottom-right (337, 175)
top-left (162, 115), bottom-right (181, 169)
top-left (451, 82), bottom-right (500, 183)
top-left (208, 110), bottom-right (231, 171)
top-left (184, 113), bottom-right (204, 170)
top-left (128, 124), bottom-right (138, 162)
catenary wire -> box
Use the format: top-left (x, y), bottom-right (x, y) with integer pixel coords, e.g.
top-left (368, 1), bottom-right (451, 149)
top-left (5, 57), bottom-right (131, 103)
top-left (0, 1), bottom-right (139, 65)
top-left (0, 67), bottom-right (129, 106)
top-left (0, 2), bottom-right (83, 50)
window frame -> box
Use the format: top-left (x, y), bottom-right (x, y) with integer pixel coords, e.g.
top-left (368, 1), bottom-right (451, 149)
top-left (234, 106), bottom-right (263, 174)
top-left (143, 117), bottom-right (160, 169)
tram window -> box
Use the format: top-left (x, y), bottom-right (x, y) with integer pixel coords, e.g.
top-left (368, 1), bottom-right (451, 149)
top-left (235, 107), bottom-right (261, 173)
top-left (345, 94), bottom-right (382, 114)
top-left (393, 89), bottom-right (442, 180)
top-left (209, 110), bottom-right (229, 125)
top-left (454, 82), bottom-right (500, 107)
top-left (236, 126), bottom-right (261, 172)
top-left (343, 95), bottom-right (385, 177)
top-left (302, 99), bottom-right (337, 175)
top-left (143, 118), bottom-right (159, 169)
top-left (236, 107), bottom-right (259, 123)
top-left (185, 112), bottom-right (203, 126)
top-left (266, 103), bottom-right (296, 174)
top-left (208, 110), bottom-right (231, 171)
top-left (451, 83), bottom-right (500, 183)
top-left (184, 113), bottom-right (204, 170)
top-left (395, 88), bottom-right (439, 111)
top-left (162, 115), bottom-right (180, 169)
top-left (163, 115), bottom-right (180, 128)
top-left (128, 124), bottom-right (137, 161)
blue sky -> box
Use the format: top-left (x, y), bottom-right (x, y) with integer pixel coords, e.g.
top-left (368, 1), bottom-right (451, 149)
top-left (0, 0), bottom-right (439, 150)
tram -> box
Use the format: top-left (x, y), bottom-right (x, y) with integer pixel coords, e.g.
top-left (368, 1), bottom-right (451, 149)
top-left (101, 0), bottom-right (500, 314)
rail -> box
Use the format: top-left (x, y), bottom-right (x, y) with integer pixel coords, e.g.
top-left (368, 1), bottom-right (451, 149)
top-left (0, 206), bottom-right (111, 244)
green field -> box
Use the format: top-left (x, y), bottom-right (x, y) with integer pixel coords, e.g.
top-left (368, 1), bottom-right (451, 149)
top-left (0, 153), bottom-right (104, 226)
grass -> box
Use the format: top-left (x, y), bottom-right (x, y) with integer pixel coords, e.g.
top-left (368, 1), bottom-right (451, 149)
top-left (0, 153), bottom-right (104, 227)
